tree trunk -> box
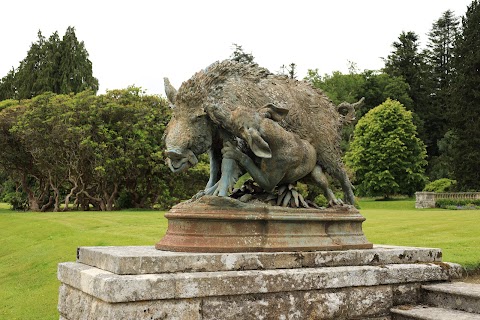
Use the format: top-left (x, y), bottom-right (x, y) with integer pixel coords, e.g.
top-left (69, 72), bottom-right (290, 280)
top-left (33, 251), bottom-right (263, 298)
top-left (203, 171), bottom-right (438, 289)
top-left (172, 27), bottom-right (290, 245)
top-left (40, 196), bottom-right (54, 212)
top-left (63, 178), bottom-right (78, 212)
top-left (49, 176), bottom-right (61, 212)
top-left (104, 183), bottom-right (119, 211)
top-left (21, 175), bottom-right (40, 211)
top-left (81, 190), bottom-right (106, 211)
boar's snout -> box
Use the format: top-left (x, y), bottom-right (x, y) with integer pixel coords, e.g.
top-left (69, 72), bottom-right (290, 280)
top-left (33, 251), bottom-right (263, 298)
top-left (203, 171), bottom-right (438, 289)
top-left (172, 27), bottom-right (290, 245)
top-left (165, 149), bottom-right (198, 173)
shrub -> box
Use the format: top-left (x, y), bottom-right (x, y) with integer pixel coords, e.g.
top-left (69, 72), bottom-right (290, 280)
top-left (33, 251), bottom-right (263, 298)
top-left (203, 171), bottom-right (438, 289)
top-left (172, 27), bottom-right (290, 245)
top-left (435, 198), bottom-right (480, 209)
top-left (3, 191), bottom-right (28, 211)
top-left (423, 178), bottom-right (456, 192)
top-left (345, 99), bottom-right (427, 198)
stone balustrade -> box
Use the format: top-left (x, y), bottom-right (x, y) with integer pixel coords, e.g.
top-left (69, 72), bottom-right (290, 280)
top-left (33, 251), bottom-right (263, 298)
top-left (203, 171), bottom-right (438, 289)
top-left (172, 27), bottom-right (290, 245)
top-left (415, 192), bottom-right (480, 208)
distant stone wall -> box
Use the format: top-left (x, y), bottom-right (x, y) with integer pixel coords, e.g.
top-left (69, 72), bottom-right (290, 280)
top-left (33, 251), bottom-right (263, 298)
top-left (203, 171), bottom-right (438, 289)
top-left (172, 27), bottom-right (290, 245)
top-left (415, 192), bottom-right (480, 208)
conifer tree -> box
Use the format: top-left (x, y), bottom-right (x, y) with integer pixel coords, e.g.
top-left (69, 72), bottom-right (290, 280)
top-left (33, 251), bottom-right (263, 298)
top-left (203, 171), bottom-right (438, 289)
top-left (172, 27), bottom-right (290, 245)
top-left (59, 26), bottom-right (98, 94)
top-left (0, 68), bottom-right (16, 101)
top-left (383, 31), bottom-right (430, 147)
top-left (1, 27), bottom-right (98, 100)
top-left (450, 0), bottom-right (480, 190)
top-left (425, 10), bottom-right (460, 159)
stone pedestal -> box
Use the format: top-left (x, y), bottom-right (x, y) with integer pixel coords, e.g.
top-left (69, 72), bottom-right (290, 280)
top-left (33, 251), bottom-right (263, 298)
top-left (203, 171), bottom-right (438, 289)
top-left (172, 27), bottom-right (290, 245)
top-left (156, 196), bottom-right (372, 252)
top-left (58, 245), bottom-right (463, 320)
top-left (415, 192), bottom-right (436, 208)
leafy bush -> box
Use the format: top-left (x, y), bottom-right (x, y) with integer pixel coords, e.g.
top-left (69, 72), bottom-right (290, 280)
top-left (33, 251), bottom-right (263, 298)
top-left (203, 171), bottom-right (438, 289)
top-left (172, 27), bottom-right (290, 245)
top-left (345, 99), bottom-right (427, 198)
top-left (3, 191), bottom-right (28, 211)
top-left (435, 198), bottom-right (480, 209)
top-left (424, 178), bottom-right (456, 192)
top-left (1, 179), bottom-right (28, 210)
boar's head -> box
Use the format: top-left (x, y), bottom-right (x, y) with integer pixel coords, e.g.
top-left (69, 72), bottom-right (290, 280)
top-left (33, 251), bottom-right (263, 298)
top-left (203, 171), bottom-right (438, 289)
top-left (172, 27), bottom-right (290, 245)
top-left (163, 77), bottom-right (213, 173)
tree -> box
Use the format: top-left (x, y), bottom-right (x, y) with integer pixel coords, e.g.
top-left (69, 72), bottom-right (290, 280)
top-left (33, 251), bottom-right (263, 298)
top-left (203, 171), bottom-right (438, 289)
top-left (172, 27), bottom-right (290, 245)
top-left (449, 0), bottom-right (480, 190)
top-left (305, 67), bottom-right (364, 105)
top-left (230, 43), bottom-right (255, 63)
top-left (0, 88), bottom-right (208, 211)
top-left (345, 99), bottom-right (427, 198)
top-left (305, 67), bottom-right (412, 118)
top-left (424, 10), bottom-right (460, 161)
top-left (15, 31), bottom-right (47, 99)
top-left (359, 70), bottom-right (413, 118)
top-left (1, 27), bottom-right (98, 100)
top-left (0, 68), bottom-right (17, 100)
top-left (428, 130), bottom-right (458, 180)
top-left (427, 10), bottom-right (460, 94)
top-left (279, 63), bottom-right (298, 79)
top-left (383, 31), bottom-right (429, 108)
top-left (0, 103), bottom-right (48, 211)
top-left (383, 31), bottom-right (430, 145)
top-left (59, 26), bottom-right (99, 94)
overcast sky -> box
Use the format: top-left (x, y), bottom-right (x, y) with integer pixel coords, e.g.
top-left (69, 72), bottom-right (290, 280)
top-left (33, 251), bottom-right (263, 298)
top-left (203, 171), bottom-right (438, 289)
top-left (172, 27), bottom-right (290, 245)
top-left (0, 0), bottom-right (473, 96)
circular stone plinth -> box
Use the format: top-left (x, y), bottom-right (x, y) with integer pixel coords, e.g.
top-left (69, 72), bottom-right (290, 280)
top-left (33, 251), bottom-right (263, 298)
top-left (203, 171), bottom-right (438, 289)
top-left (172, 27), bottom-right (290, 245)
top-left (155, 196), bottom-right (372, 253)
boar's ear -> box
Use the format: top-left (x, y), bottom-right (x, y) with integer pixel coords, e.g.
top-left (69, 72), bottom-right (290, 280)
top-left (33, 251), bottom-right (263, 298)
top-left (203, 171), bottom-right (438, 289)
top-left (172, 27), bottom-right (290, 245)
top-left (164, 77), bottom-right (177, 107)
top-left (245, 127), bottom-right (272, 158)
top-left (259, 103), bottom-right (289, 122)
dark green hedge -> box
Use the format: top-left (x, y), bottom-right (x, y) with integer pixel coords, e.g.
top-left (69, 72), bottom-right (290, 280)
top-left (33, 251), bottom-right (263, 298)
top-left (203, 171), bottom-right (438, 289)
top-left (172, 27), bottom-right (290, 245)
top-left (435, 198), bottom-right (480, 209)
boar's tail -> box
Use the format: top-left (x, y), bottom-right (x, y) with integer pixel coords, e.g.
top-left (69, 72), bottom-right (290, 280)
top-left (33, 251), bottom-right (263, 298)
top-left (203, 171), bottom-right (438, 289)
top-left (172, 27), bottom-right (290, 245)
top-left (336, 97), bottom-right (365, 126)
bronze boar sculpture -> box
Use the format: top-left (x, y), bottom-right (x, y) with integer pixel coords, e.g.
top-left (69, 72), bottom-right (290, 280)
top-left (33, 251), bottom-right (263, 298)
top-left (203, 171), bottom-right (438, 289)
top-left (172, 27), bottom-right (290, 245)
top-left (164, 59), bottom-right (363, 206)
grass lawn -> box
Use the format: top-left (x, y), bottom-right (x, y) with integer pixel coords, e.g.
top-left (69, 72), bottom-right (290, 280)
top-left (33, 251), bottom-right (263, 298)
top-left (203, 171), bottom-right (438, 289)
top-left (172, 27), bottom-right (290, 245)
top-left (0, 204), bottom-right (167, 320)
top-left (359, 198), bottom-right (480, 270)
top-left (0, 199), bottom-right (479, 319)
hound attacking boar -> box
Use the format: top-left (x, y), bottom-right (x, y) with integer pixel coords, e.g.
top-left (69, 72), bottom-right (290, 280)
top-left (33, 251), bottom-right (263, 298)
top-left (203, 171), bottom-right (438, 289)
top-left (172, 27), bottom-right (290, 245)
top-left (163, 60), bottom-right (363, 206)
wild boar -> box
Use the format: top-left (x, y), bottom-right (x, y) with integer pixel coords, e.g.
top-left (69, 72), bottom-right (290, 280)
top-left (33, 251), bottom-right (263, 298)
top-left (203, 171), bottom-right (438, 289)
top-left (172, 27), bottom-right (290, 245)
top-left (164, 59), bottom-right (361, 204)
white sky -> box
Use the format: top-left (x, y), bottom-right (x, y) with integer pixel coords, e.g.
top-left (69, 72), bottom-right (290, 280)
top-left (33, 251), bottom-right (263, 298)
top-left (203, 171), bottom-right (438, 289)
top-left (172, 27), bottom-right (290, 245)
top-left (0, 0), bottom-right (472, 96)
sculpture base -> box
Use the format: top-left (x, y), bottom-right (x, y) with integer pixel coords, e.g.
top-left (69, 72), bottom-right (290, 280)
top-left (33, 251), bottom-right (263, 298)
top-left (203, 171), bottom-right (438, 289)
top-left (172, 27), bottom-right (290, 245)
top-left (155, 196), bottom-right (372, 252)
top-left (58, 245), bottom-right (463, 320)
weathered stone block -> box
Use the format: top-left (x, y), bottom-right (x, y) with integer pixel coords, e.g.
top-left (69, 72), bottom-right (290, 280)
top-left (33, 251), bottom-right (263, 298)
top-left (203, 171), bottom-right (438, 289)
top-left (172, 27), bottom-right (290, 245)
top-left (58, 261), bottom-right (462, 303)
top-left (392, 283), bottom-right (422, 305)
top-left (422, 282), bottom-right (480, 314)
top-left (416, 192), bottom-right (436, 208)
top-left (59, 284), bottom-right (201, 320)
top-left (77, 245), bottom-right (443, 275)
top-left (58, 262), bottom-right (176, 302)
top-left (391, 305), bottom-right (480, 320)
top-left (58, 246), bottom-right (463, 320)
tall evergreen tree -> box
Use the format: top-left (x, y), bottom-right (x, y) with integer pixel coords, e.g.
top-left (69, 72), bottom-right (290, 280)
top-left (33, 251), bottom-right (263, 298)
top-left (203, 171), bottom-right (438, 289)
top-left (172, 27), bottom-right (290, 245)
top-left (383, 32), bottom-right (428, 109)
top-left (427, 10), bottom-right (460, 93)
top-left (425, 10), bottom-right (460, 160)
top-left (59, 26), bottom-right (98, 94)
top-left (450, 0), bottom-right (480, 190)
top-left (15, 31), bottom-right (47, 99)
top-left (1, 27), bottom-right (98, 100)
top-left (383, 31), bottom-right (430, 146)
top-left (0, 68), bottom-right (17, 100)
top-left (40, 32), bottom-right (62, 94)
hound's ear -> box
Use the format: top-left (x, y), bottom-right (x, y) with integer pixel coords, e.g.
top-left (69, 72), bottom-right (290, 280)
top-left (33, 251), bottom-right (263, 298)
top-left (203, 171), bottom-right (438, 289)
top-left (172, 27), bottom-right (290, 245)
top-left (259, 103), bottom-right (289, 122)
top-left (164, 77), bottom-right (177, 107)
top-left (245, 127), bottom-right (272, 158)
